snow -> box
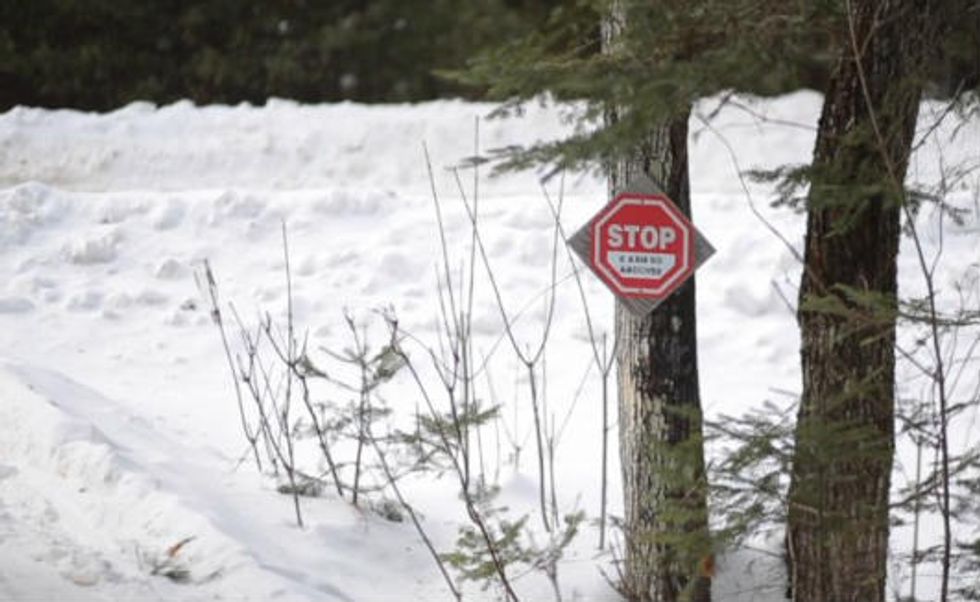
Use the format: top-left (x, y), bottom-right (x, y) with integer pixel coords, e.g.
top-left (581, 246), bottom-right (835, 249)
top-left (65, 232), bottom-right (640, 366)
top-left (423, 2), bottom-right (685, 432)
top-left (1, 93), bottom-right (977, 601)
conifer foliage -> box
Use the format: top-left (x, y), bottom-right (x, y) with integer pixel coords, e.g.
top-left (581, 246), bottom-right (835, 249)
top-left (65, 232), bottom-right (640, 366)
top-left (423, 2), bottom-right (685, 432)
top-left (462, 1), bottom-right (976, 601)
top-left (788, 2), bottom-right (943, 600)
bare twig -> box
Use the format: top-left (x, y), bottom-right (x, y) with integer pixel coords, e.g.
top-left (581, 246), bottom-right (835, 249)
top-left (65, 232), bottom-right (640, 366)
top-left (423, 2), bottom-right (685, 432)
top-left (201, 261), bottom-right (263, 472)
top-left (369, 422), bottom-right (462, 601)
top-left (539, 176), bottom-right (619, 547)
top-left (389, 315), bottom-right (520, 601)
top-left (450, 163), bottom-right (562, 532)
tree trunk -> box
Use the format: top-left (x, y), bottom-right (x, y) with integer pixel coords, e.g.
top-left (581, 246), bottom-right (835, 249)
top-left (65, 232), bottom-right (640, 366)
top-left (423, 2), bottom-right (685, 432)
top-left (787, 1), bottom-right (935, 600)
top-left (603, 9), bottom-right (712, 599)
top-left (611, 114), bottom-right (712, 602)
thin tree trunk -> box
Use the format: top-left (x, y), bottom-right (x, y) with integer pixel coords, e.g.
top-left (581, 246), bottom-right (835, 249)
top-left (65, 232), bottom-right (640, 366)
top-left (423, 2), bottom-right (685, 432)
top-left (787, 1), bottom-right (935, 600)
top-left (610, 111), bottom-right (711, 602)
top-left (603, 7), bottom-right (712, 595)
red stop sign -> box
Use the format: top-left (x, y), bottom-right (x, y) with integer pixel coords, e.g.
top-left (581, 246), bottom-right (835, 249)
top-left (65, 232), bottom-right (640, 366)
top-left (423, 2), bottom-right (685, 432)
top-left (590, 192), bottom-right (695, 300)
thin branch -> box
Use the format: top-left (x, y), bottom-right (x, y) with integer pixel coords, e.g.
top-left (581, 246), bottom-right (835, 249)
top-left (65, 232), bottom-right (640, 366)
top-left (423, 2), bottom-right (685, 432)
top-left (369, 424), bottom-right (462, 601)
top-left (843, 2), bottom-right (952, 596)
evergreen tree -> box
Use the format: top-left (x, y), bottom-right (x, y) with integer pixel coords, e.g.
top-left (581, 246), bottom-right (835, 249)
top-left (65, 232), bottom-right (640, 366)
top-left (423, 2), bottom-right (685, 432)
top-left (602, 4), bottom-right (711, 600)
top-left (787, 1), bottom-right (942, 600)
top-left (459, 1), bottom-right (975, 600)
top-left (607, 109), bottom-right (712, 602)
top-left (460, 2), bottom-right (838, 598)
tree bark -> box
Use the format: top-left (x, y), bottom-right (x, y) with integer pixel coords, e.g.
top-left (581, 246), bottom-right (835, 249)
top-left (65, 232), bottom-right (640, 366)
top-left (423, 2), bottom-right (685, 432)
top-left (603, 8), bottom-right (712, 599)
top-left (611, 114), bottom-right (712, 602)
top-left (787, 1), bottom-right (935, 600)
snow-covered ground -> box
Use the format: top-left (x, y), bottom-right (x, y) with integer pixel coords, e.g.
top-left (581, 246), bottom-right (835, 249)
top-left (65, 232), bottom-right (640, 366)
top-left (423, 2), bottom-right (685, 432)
top-left (0, 94), bottom-right (977, 601)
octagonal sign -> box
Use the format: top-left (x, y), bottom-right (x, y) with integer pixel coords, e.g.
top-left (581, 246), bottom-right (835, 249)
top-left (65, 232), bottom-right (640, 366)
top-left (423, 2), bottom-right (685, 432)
top-left (592, 193), bottom-right (693, 297)
top-left (569, 176), bottom-right (714, 316)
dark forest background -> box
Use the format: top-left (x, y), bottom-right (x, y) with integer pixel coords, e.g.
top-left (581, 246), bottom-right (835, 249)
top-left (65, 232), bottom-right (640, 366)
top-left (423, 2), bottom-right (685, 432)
top-left (0, 0), bottom-right (976, 111)
top-left (0, 0), bottom-right (570, 110)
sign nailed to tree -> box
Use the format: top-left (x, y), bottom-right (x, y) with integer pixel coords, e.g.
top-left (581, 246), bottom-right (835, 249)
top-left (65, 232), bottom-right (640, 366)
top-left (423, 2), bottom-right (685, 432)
top-left (569, 176), bottom-right (714, 316)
